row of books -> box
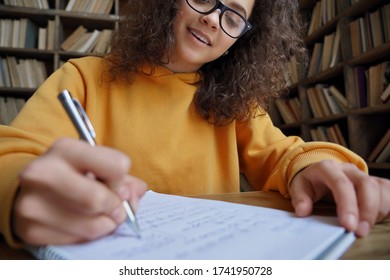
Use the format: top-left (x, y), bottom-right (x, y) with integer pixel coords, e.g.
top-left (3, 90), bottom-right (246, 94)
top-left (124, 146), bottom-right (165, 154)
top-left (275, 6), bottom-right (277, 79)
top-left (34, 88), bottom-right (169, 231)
top-left (274, 97), bottom-right (302, 124)
top-left (65, 0), bottom-right (114, 15)
top-left (306, 84), bottom-right (349, 119)
top-left (2, 0), bottom-right (49, 9)
top-left (349, 4), bottom-right (390, 58)
top-left (310, 124), bottom-right (348, 147)
top-left (0, 96), bottom-right (25, 125)
top-left (307, 0), bottom-right (338, 36)
top-left (0, 18), bottom-right (38, 49)
top-left (0, 18), bottom-right (55, 50)
top-left (367, 128), bottom-right (390, 163)
top-left (0, 56), bottom-right (48, 88)
top-left (61, 25), bottom-right (113, 54)
top-left (353, 61), bottom-right (390, 108)
top-left (307, 25), bottom-right (341, 77)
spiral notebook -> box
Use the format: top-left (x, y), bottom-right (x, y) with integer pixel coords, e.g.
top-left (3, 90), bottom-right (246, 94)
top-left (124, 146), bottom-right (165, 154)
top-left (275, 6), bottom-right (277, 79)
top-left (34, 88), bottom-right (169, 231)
top-left (27, 191), bottom-right (355, 260)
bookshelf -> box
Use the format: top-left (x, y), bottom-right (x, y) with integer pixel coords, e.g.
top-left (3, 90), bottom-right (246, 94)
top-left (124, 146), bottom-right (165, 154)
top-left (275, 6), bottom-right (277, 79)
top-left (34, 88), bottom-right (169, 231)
top-left (0, 0), bottom-right (119, 102)
top-left (272, 0), bottom-right (390, 178)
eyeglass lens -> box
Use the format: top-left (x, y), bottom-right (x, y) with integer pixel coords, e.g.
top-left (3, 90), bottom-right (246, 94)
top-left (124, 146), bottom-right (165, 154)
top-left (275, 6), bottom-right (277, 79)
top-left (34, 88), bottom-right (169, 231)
top-left (186, 0), bottom-right (248, 38)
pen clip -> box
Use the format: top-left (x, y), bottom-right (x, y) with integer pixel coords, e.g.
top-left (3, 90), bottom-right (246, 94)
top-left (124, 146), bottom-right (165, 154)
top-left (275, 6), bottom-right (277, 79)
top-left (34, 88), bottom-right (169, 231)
top-left (72, 98), bottom-right (96, 140)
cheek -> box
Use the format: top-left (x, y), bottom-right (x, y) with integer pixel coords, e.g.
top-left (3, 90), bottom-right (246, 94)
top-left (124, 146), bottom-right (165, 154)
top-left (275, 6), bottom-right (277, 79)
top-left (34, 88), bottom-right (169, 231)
top-left (217, 37), bottom-right (237, 54)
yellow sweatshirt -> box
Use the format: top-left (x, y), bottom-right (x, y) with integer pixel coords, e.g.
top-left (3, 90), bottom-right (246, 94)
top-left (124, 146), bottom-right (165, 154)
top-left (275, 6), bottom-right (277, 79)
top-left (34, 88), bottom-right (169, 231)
top-left (0, 57), bottom-right (367, 246)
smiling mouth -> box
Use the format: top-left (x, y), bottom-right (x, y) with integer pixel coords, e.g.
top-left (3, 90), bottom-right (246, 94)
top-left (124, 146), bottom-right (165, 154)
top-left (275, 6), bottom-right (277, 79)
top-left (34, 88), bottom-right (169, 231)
top-left (189, 29), bottom-right (211, 46)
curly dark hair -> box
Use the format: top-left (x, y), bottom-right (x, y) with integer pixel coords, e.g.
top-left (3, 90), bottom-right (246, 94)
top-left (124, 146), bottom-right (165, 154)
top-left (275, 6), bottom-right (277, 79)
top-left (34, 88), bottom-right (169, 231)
top-left (105, 0), bottom-right (307, 125)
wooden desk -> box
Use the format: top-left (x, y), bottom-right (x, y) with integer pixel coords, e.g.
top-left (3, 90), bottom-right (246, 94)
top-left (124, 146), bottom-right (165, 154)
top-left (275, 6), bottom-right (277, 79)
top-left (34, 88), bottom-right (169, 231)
top-left (1, 191), bottom-right (389, 259)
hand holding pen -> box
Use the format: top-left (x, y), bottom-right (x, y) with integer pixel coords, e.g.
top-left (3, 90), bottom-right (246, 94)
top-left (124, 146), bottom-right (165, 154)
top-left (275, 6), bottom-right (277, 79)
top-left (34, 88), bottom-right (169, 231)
top-left (13, 91), bottom-right (147, 245)
top-left (58, 89), bottom-right (144, 238)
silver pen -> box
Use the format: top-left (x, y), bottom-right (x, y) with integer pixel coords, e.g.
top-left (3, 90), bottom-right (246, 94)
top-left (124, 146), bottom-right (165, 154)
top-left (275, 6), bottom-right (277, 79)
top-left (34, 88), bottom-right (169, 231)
top-left (58, 89), bottom-right (141, 238)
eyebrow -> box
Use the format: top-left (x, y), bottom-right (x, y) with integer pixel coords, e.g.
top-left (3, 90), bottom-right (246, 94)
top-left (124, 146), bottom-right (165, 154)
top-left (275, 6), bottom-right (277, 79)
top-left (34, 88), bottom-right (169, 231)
top-left (226, 1), bottom-right (248, 18)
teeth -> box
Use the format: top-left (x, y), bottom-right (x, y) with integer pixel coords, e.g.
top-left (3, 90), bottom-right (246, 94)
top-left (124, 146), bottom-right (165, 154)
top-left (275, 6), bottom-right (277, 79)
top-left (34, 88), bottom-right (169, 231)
top-left (190, 30), bottom-right (210, 45)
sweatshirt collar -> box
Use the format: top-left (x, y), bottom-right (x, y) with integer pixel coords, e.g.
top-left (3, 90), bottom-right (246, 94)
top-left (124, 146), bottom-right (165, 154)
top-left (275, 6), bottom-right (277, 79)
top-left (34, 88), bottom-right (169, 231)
top-left (140, 64), bottom-right (202, 85)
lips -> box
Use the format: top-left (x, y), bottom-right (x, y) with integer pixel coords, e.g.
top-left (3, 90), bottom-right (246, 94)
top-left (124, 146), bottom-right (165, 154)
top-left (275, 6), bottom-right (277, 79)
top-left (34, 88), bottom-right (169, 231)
top-left (189, 28), bottom-right (211, 46)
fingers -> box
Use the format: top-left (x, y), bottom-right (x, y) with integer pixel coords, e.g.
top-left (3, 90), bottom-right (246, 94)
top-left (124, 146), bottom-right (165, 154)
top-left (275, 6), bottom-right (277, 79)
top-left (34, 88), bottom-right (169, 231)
top-left (343, 167), bottom-right (380, 237)
top-left (15, 138), bottom-right (148, 245)
top-left (13, 189), bottom-right (120, 245)
top-left (124, 175), bottom-right (148, 212)
top-left (48, 138), bottom-right (131, 186)
top-left (289, 177), bottom-right (315, 217)
top-left (19, 153), bottom-right (124, 220)
top-left (290, 160), bottom-right (388, 238)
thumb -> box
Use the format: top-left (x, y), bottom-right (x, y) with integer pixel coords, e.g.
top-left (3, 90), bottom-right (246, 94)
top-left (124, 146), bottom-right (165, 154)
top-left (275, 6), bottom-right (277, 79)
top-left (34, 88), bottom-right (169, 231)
top-left (289, 176), bottom-right (316, 217)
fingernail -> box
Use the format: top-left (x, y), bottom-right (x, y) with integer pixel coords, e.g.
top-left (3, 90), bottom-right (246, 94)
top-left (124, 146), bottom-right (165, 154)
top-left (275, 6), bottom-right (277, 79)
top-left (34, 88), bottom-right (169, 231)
top-left (111, 206), bottom-right (124, 223)
top-left (117, 186), bottom-right (128, 200)
top-left (345, 214), bottom-right (357, 230)
top-left (357, 221), bottom-right (370, 237)
top-left (295, 201), bottom-right (306, 216)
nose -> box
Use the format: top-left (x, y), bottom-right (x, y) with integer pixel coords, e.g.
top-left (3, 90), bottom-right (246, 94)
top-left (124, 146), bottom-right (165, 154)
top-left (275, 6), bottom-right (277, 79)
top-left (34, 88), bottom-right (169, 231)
top-left (200, 10), bottom-right (221, 31)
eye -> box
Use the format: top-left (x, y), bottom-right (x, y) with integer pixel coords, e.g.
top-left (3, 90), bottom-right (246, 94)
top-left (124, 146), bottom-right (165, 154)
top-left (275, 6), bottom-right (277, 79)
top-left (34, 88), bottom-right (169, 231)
top-left (223, 11), bottom-right (244, 29)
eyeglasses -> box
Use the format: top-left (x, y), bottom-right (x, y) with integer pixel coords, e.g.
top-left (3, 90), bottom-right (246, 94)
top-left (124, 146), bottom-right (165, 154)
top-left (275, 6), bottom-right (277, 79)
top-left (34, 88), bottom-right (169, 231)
top-left (185, 0), bottom-right (252, 38)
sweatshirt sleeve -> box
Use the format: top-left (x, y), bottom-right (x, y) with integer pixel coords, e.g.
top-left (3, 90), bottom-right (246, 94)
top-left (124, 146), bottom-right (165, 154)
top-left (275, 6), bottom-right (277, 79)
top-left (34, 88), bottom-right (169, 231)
top-left (0, 60), bottom-right (88, 247)
top-left (236, 112), bottom-right (368, 197)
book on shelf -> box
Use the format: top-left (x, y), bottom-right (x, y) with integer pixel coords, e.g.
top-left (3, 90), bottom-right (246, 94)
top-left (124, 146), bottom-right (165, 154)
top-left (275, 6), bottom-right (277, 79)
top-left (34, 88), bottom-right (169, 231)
top-left (3, 18), bottom-right (39, 49)
top-left (349, 6), bottom-right (387, 57)
top-left (65, 0), bottom-right (114, 15)
top-left (321, 0), bottom-right (337, 24)
top-left (0, 96), bottom-right (26, 125)
top-left (375, 141), bottom-right (390, 163)
top-left (307, 0), bottom-right (338, 36)
top-left (62, 27), bottom-right (110, 54)
top-left (310, 124), bottom-right (347, 147)
top-left (61, 25), bottom-right (87, 51)
top-left (19, 18), bottom-right (39, 49)
top-left (37, 27), bottom-right (47, 50)
top-left (26, 191), bottom-right (356, 260)
top-left (326, 126), bottom-right (339, 144)
top-left (368, 61), bottom-right (389, 106)
top-left (314, 84), bottom-right (332, 117)
top-left (275, 99), bottom-right (296, 124)
top-left (322, 85), bottom-right (344, 115)
top-left (364, 12), bottom-right (374, 52)
top-left (77, 29), bottom-right (100, 53)
top-left (0, 57), bottom-right (48, 89)
top-left (91, 29), bottom-right (113, 54)
top-left (333, 124), bottom-right (348, 147)
top-left (382, 4), bottom-right (390, 42)
top-left (368, 9), bottom-right (384, 49)
top-left (329, 24), bottom-right (342, 68)
top-left (321, 32), bottom-right (335, 71)
top-left (2, 0), bottom-right (49, 9)
top-left (308, 42), bottom-right (323, 77)
top-left (0, 58), bottom-right (11, 87)
top-left (308, 1), bottom-right (321, 36)
top-left (275, 97), bottom-right (302, 124)
top-left (11, 20), bottom-right (20, 48)
top-left (306, 87), bottom-right (324, 118)
top-left (307, 84), bottom-right (348, 118)
top-left (349, 19), bottom-right (361, 57)
top-left (6, 56), bottom-right (20, 88)
top-left (328, 85), bottom-right (349, 111)
top-left (367, 128), bottom-right (390, 162)
top-left (381, 84), bottom-right (390, 103)
top-left (46, 20), bottom-right (55, 51)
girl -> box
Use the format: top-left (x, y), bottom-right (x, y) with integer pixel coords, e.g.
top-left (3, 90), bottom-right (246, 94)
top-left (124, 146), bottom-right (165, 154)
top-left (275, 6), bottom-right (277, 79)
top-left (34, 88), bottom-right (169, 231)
top-left (0, 0), bottom-right (389, 248)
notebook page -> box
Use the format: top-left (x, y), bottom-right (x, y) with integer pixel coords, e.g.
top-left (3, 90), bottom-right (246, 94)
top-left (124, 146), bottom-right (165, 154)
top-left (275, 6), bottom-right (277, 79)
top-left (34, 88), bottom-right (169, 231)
top-left (29, 191), bottom-right (354, 260)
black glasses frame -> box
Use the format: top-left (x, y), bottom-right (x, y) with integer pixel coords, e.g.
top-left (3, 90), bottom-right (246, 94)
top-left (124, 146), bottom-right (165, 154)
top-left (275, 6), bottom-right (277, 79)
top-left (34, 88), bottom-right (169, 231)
top-left (186, 0), bottom-right (252, 38)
